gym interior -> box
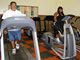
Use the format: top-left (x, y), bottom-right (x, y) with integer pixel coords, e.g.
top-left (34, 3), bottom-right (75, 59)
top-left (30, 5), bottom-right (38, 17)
top-left (0, 0), bottom-right (80, 60)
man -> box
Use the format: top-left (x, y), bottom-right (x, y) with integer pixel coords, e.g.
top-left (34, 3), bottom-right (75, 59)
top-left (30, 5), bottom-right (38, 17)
top-left (2, 1), bottom-right (25, 55)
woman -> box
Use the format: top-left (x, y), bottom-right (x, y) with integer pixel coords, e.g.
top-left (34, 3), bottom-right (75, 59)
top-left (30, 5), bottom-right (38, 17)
top-left (53, 6), bottom-right (65, 43)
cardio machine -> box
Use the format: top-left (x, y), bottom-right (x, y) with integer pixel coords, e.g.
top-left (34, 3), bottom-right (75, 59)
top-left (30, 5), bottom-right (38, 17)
top-left (0, 16), bottom-right (41, 60)
top-left (41, 16), bottom-right (76, 59)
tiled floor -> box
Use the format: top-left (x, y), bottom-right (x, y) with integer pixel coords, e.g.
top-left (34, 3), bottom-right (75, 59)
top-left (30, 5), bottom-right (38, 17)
top-left (21, 34), bottom-right (65, 60)
top-left (21, 33), bottom-right (80, 60)
top-left (1, 33), bottom-right (80, 60)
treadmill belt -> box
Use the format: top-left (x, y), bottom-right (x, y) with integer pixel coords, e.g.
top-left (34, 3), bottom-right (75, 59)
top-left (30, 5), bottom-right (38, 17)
top-left (5, 43), bottom-right (33, 60)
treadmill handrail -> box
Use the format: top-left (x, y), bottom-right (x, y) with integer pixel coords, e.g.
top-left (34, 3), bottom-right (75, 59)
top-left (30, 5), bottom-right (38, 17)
top-left (1, 16), bottom-right (35, 32)
top-left (0, 16), bottom-right (41, 60)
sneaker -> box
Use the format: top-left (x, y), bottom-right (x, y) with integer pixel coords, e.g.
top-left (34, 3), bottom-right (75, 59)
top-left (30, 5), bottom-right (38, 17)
top-left (16, 44), bottom-right (20, 49)
top-left (12, 48), bottom-right (16, 55)
top-left (56, 38), bottom-right (61, 44)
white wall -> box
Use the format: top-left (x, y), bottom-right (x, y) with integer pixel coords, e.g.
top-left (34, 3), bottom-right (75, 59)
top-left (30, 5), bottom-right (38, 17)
top-left (55, 0), bottom-right (80, 16)
top-left (0, 0), bottom-right (80, 16)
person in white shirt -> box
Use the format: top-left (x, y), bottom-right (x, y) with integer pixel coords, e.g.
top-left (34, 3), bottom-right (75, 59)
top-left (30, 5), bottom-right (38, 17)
top-left (2, 1), bottom-right (25, 55)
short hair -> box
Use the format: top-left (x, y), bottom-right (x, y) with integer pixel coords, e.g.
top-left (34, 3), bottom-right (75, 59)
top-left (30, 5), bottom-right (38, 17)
top-left (10, 1), bottom-right (17, 6)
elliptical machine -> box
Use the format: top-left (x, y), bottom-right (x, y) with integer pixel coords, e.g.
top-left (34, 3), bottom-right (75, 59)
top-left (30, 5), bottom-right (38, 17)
top-left (41, 16), bottom-right (76, 59)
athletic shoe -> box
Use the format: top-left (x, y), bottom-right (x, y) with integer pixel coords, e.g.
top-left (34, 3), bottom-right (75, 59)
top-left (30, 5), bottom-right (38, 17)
top-left (16, 44), bottom-right (20, 49)
top-left (56, 38), bottom-right (61, 44)
top-left (12, 48), bottom-right (16, 55)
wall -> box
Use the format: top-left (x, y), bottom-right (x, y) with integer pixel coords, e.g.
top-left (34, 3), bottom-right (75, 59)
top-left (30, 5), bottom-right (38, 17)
top-left (0, 0), bottom-right (80, 16)
top-left (55, 0), bottom-right (80, 16)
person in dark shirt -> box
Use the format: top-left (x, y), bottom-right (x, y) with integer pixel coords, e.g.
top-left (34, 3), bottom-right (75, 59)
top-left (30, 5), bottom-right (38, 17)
top-left (53, 6), bottom-right (65, 43)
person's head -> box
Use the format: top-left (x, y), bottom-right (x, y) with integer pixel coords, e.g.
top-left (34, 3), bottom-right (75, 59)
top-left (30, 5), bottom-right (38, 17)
top-left (10, 1), bottom-right (17, 11)
top-left (57, 6), bottom-right (64, 16)
top-left (58, 6), bottom-right (63, 13)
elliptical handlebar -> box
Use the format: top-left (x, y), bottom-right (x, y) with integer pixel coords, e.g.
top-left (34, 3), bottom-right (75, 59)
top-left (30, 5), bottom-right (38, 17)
top-left (62, 16), bottom-right (71, 21)
top-left (62, 16), bottom-right (71, 24)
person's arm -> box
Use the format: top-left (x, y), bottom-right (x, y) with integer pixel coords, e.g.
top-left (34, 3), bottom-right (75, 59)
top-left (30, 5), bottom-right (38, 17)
top-left (53, 12), bottom-right (58, 25)
top-left (16, 10), bottom-right (26, 16)
top-left (2, 12), bottom-right (7, 19)
top-left (54, 12), bottom-right (58, 22)
top-left (2, 10), bottom-right (12, 20)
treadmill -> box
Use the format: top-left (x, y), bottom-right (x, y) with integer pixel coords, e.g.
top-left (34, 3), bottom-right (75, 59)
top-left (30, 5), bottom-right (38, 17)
top-left (0, 16), bottom-right (41, 60)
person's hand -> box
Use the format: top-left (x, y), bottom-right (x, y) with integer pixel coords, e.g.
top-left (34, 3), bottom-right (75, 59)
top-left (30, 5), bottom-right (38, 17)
top-left (54, 22), bottom-right (56, 25)
top-left (21, 29), bottom-right (24, 34)
top-left (13, 26), bottom-right (16, 28)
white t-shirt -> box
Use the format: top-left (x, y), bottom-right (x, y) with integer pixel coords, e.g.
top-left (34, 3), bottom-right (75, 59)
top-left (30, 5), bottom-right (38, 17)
top-left (2, 9), bottom-right (26, 19)
top-left (2, 9), bottom-right (26, 31)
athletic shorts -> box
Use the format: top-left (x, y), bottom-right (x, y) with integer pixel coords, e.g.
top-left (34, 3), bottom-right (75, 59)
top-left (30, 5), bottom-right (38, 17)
top-left (8, 30), bottom-right (21, 41)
